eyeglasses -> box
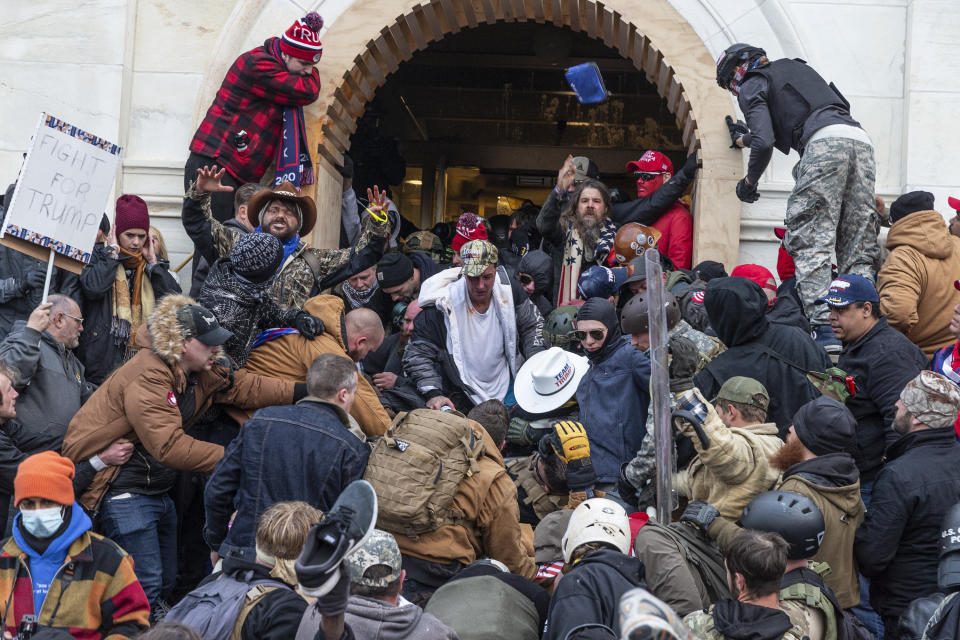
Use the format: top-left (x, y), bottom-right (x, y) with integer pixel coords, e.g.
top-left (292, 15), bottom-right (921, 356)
top-left (518, 274), bottom-right (534, 286)
top-left (573, 328), bottom-right (607, 342)
top-left (634, 172), bottom-right (665, 182)
top-left (62, 313), bottom-right (83, 326)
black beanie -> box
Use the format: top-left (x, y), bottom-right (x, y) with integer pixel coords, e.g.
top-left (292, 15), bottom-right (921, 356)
top-left (376, 252), bottom-right (414, 289)
top-left (694, 260), bottom-right (727, 282)
top-left (890, 190), bottom-right (935, 224)
top-left (792, 396), bottom-right (857, 456)
top-left (230, 233), bottom-right (284, 283)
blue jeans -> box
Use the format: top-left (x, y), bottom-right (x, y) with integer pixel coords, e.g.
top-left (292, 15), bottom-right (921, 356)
top-left (851, 480), bottom-right (885, 639)
top-left (100, 492), bottom-right (178, 606)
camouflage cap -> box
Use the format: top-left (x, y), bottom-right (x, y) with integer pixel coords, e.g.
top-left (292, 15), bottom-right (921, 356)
top-left (347, 529), bottom-right (402, 588)
top-left (404, 230), bottom-right (443, 254)
top-left (900, 371), bottom-right (960, 430)
top-left (460, 239), bottom-right (498, 277)
top-left (571, 156), bottom-right (600, 183)
top-left (713, 376), bottom-right (770, 412)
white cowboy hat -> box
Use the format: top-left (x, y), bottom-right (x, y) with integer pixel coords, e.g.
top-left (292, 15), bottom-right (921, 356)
top-left (514, 347), bottom-right (589, 414)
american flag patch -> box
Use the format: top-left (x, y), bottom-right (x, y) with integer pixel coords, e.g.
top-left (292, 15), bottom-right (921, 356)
top-left (536, 561), bottom-right (564, 579)
top-left (691, 291), bottom-right (705, 304)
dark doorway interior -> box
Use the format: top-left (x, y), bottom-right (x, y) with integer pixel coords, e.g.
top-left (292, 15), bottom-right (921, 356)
top-left (348, 21), bottom-right (686, 228)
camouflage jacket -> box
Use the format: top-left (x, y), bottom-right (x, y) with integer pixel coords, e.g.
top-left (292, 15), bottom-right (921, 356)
top-left (683, 602), bottom-right (810, 640)
top-left (183, 182), bottom-right (389, 310)
top-left (622, 320), bottom-right (725, 492)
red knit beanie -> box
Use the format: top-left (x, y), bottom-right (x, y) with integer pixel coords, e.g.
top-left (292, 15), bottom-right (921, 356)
top-left (279, 12), bottom-right (324, 62)
top-left (15, 451), bottom-right (75, 507)
top-left (115, 194), bottom-right (150, 236)
top-left (451, 212), bottom-right (488, 253)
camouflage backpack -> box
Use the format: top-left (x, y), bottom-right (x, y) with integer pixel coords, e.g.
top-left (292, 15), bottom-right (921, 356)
top-left (363, 409), bottom-right (484, 539)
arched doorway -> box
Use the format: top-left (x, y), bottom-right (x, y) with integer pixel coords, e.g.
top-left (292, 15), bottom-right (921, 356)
top-left (217, 0), bottom-right (744, 265)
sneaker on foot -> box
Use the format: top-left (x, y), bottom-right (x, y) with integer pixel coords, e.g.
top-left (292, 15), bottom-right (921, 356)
top-left (295, 479), bottom-right (378, 597)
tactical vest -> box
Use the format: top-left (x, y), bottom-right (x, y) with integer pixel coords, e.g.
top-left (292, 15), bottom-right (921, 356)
top-left (780, 564), bottom-right (838, 640)
top-left (744, 59), bottom-right (851, 155)
top-left (506, 456), bottom-right (568, 521)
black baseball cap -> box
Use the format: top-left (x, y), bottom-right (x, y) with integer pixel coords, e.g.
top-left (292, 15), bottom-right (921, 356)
top-left (176, 304), bottom-right (233, 346)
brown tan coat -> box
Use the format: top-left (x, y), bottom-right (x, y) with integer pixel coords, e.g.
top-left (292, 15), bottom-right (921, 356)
top-left (394, 427), bottom-right (538, 580)
top-left (242, 295), bottom-right (390, 437)
top-left (878, 210), bottom-right (960, 356)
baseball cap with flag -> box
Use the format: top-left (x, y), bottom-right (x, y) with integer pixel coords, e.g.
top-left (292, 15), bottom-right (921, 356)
top-left (815, 274), bottom-right (879, 307)
top-left (626, 150), bottom-right (674, 175)
top-left (460, 240), bottom-right (498, 277)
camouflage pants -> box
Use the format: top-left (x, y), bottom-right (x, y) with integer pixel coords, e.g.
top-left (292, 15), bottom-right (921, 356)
top-left (783, 137), bottom-right (881, 326)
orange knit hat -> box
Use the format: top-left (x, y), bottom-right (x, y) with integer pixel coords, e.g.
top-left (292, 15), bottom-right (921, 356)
top-left (14, 451), bottom-right (75, 507)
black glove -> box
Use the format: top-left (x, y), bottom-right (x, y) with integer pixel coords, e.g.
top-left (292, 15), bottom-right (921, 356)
top-left (680, 152), bottom-right (700, 177)
top-left (725, 115), bottom-right (750, 148)
top-left (680, 501), bottom-right (720, 532)
top-left (21, 269), bottom-right (47, 293)
top-left (295, 313), bottom-right (324, 340)
top-left (314, 559), bottom-right (351, 616)
top-left (736, 178), bottom-right (759, 203)
top-left (540, 421), bottom-right (596, 492)
top-left (617, 463), bottom-right (641, 510)
top-left (668, 336), bottom-right (698, 392)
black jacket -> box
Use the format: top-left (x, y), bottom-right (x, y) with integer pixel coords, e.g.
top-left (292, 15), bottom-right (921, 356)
top-left (76, 243), bottom-right (181, 384)
top-left (837, 317), bottom-right (928, 481)
top-left (855, 429), bottom-right (960, 618)
top-left (767, 277), bottom-right (810, 334)
top-left (517, 250), bottom-right (555, 318)
top-left (695, 277), bottom-right (830, 435)
top-left (544, 549), bottom-right (645, 640)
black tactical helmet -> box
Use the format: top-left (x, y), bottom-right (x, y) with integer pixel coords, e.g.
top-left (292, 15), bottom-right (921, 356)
top-left (620, 292), bottom-right (681, 336)
top-left (543, 305), bottom-right (580, 351)
top-left (939, 502), bottom-right (960, 590)
top-left (739, 491), bottom-right (824, 560)
top-left (716, 43), bottom-right (767, 89)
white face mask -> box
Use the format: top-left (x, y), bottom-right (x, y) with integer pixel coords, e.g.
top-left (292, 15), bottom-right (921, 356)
top-left (20, 506), bottom-right (64, 538)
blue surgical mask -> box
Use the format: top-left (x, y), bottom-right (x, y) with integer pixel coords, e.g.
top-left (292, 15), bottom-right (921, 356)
top-left (20, 506), bottom-right (64, 538)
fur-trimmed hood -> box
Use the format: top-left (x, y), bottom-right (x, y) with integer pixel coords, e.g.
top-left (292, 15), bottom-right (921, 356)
top-left (146, 294), bottom-right (197, 366)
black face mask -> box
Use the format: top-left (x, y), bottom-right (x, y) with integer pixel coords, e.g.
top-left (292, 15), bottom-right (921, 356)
top-left (576, 298), bottom-right (622, 361)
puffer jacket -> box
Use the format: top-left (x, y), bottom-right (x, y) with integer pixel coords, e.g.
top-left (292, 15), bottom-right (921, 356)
top-left (878, 210), bottom-right (960, 356)
top-left (393, 427), bottom-right (538, 581)
top-left (576, 335), bottom-right (651, 484)
top-left (182, 183), bottom-right (389, 310)
top-left (674, 394), bottom-right (783, 520)
top-left (61, 294), bottom-right (296, 511)
top-left (243, 294), bottom-right (391, 437)
top-left (517, 250), bottom-right (554, 317)
top-left (0, 322), bottom-right (94, 452)
top-left (0, 513), bottom-right (149, 639)
top-left (198, 258), bottom-right (303, 366)
top-left (403, 266), bottom-right (545, 412)
top-left (695, 277), bottom-right (830, 435)
top-left (76, 243), bottom-right (182, 384)
top-left (855, 428), bottom-right (960, 619)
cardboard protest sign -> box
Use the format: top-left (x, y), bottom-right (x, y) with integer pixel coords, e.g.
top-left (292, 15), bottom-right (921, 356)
top-left (0, 113), bottom-right (121, 273)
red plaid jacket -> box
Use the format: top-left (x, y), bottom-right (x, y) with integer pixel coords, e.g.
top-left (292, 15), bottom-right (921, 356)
top-left (190, 37), bottom-right (321, 183)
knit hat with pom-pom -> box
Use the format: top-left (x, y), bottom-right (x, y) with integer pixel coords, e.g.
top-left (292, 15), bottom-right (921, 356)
top-left (279, 12), bottom-right (324, 63)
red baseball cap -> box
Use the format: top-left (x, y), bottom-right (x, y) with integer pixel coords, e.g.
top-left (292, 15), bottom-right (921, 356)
top-left (773, 226), bottom-right (786, 240)
top-left (948, 196), bottom-right (960, 212)
top-left (626, 150), bottom-right (674, 175)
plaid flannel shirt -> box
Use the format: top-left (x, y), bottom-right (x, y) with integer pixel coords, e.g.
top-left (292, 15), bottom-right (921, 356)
top-left (189, 37), bottom-right (321, 183)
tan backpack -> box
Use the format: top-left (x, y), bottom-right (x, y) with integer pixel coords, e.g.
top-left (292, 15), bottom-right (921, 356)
top-left (363, 409), bottom-right (485, 539)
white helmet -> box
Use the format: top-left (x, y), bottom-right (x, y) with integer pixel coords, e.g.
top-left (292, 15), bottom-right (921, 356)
top-left (561, 498), bottom-right (631, 563)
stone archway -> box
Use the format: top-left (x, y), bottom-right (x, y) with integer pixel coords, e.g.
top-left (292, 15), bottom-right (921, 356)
top-left (212, 0), bottom-right (743, 266)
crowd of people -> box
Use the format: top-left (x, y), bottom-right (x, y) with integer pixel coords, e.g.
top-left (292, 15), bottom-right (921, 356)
top-left (0, 13), bottom-right (959, 640)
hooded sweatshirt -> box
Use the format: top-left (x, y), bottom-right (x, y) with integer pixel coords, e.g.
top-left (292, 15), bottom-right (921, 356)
top-left (683, 599), bottom-right (803, 640)
top-left (517, 250), bottom-right (555, 317)
top-left (695, 277), bottom-right (830, 435)
top-left (344, 594), bottom-right (457, 640)
top-left (877, 209), bottom-right (960, 356)
top-left (544, 549), bottom-right (645, 640)
top-left (12, 503), bottom-right (92, 616)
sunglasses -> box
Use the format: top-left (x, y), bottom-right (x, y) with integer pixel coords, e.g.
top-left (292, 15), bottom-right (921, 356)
top-left (518, 274), bottom-right (534, 286)
top-left (634, 172), bottom-right (664, 182)
top-left (573, 328), bottom-right (607, 342)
